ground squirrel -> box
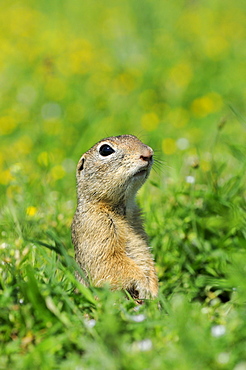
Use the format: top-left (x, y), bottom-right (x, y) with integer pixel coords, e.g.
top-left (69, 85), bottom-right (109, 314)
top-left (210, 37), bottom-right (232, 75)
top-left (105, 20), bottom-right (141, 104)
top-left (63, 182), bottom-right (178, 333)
top-left (71, 135), bottom-right (158, 300)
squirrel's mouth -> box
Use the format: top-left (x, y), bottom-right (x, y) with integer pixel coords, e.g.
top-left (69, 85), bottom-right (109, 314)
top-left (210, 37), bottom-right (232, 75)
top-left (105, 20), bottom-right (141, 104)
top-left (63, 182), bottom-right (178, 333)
top-left (133, 167), bottom-right (149, 178)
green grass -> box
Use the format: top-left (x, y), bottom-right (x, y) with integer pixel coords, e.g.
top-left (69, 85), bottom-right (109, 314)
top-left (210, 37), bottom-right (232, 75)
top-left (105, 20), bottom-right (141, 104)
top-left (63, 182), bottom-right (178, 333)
top-left (1, 0), bottom-right (246, 369)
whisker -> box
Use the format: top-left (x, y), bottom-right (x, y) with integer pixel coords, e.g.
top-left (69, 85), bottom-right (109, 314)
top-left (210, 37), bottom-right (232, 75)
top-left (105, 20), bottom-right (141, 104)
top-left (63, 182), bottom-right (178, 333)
top-left (154, 158), bottom-right (165, 165)
top-left (153, 157), bottom-right (168, 168)
top-left (152, 163), bottom-right (165, 175)
top-left (152, 166), bottom-right (160, 175)
top-left (153, 161), bottom-right (173, 172)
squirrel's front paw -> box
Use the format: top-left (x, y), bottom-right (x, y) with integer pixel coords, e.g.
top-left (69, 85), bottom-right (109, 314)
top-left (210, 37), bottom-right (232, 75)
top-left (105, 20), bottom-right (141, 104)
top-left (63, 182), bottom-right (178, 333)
top-left (132, 281), bottom-right (157, 300)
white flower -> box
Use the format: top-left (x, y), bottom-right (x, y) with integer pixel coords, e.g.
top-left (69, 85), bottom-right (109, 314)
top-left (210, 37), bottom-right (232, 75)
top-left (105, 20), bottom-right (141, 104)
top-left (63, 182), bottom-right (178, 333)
top-left (176, 138), bottom-right (189, 150)
top-left (211, 325), bottom-right (226, 337)
top-left (133, 339), bottom-right (152, 352)
top-left (84, 319), bottom-right (96, 329)
top-left (234, 361), bottom-right (246, 370)
top-left (129, 314), bottom-right (146, 323)
top-left (186, 175), bottom-right (195, 184)
top-left (217, 352), bottom-right (230, 364)
top-left (0, 243), bottom-right (8, 249)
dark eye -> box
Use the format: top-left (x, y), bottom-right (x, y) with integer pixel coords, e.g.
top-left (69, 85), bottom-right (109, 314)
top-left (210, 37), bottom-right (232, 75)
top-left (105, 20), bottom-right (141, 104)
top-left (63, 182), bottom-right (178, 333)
top-left (99, 144), bottom-right (115, 156)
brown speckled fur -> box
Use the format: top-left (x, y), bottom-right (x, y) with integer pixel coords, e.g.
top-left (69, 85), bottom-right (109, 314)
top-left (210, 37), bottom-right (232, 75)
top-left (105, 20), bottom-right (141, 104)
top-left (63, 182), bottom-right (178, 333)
top-left (71, 135), bottom-right (158, 299)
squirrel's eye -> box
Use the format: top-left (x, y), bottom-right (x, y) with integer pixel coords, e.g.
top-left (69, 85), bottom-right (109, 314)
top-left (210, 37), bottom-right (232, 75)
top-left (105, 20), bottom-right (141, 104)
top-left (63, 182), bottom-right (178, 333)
top-left (99, 144), bottom-right (115, 156)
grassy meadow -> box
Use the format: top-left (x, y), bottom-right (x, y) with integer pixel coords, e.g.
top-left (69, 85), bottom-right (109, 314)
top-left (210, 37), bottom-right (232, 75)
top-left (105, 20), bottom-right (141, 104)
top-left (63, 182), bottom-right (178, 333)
top-left (1, 0), bottom-right (246, 368)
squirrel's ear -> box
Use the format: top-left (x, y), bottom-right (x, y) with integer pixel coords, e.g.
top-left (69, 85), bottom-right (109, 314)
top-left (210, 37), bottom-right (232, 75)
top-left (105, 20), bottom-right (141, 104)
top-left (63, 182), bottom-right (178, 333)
top-left (77, 157), bottom-right (85, 173)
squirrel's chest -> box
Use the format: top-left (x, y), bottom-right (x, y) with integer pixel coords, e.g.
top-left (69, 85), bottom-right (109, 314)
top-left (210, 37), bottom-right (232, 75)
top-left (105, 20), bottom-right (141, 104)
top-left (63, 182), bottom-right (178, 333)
top-left (124, 228), bottom-right (150, 263)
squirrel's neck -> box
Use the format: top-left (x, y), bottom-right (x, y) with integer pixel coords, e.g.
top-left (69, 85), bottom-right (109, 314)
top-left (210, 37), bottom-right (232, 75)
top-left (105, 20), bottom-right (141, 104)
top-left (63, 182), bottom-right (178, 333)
top-left (78, 192), bottom-right (137, 218)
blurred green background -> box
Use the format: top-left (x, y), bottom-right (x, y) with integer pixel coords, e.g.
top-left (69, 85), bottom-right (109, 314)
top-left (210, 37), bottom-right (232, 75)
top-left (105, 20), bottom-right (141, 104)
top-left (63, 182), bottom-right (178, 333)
top-left (1, 1), bottom-right (246, 368)
top-left (1, 0), bottom-right (246, 198)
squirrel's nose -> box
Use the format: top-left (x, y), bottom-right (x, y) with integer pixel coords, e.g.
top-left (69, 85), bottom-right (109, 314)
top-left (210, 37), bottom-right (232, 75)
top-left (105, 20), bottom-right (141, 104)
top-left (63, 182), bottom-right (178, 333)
top-left (140, 147), bottom-right (154, 163)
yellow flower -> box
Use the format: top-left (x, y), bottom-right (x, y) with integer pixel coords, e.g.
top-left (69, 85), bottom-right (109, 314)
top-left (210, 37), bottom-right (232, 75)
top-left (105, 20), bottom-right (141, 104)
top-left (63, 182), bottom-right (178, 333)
top-left (162, 138), bottom-right (176, 155)
top-left (12, 136), bottom-right (33, 155)
top-left (69, 38), bottom-right (93, 74)
top-left (204, 36), bottom-right (229, 60)
top-left (0, 116), bottom-right (17, 135)
top-left (38, 152), bottom-right (49, 167)
top-left (50, 165), bottom-right (66, 181)
top-left (200, 160), bottom-right (211, 172)
top-left (0, 169), bottom-right (14, 185)
top-left (26, 206), bottom-right (37, 217)
top-left (168, 62), bottom-right (193, 89)
top-left (141, 112), bottom-right (160, 131)
top-left (191, 93), bottom-right (223, 118)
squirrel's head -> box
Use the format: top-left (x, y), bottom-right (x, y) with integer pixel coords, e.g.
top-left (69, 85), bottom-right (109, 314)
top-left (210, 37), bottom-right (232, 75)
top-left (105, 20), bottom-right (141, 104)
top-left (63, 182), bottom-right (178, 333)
top-left (75, 135), bottom-right (153, 206)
